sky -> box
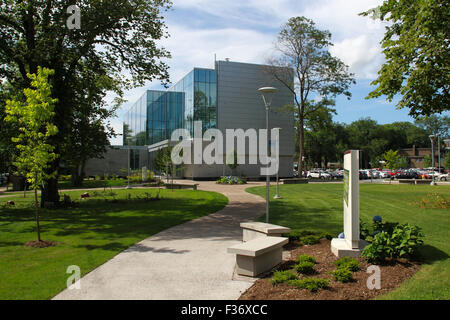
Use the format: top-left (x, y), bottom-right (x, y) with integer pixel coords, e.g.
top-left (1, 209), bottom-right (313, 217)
top-left (108, 0), bottom-right (417, 145)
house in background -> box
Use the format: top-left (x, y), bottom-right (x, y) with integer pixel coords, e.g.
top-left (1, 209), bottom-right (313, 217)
top-left (398, 145), bottom-right (439, 168)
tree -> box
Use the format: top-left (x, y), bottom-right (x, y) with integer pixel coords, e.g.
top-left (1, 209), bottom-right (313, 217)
top-left (423, 154), bottom-right (432, 168)
top-left (4, 67), bottom-right (58, 242)
top-left (62, 66), bottom-right (119, 187)
top-left (415, 115), bottom-right (450, 137)
top-left (443, 153), bottom-right (450, 170)
top-left (267, 16), bottom-right (355, 175)
top-left (383, 149), bottom-right (402, 170)
top-left (361, 0), bottom-right (449, 116)
top-left (226, 150), bottom-right (239, 175)
top-left (384, 122), bottom-right (429, 148)
top-left (304, 107), bottom-right (342, 167)
top-left (0, 0), bottom-right (171, 203)
top-left (153, 147), bottom-right (173, 175)
top-left (347, 118), bottom-right (379, 168)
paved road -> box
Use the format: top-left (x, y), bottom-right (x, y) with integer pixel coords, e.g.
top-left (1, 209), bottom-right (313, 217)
top-left (53, 181), bottom-right (267, 300)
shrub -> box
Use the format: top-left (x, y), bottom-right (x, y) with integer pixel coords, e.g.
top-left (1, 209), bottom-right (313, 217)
top-left (319, 232), bottom-right (333, 240)
top-left (360, 219), bottom-right (370, 240)
top-left (287, 278), bottom-right (330, 292)
top-left (285, 230), bottom-right (315, 241)
top-left (412, 192), bottom-right (449, 209)
top-left (334, 257), bottom-right (360, 272)
top-left (216, 176), bottom-right (246, 185)
top-left (330, 268), bottom-right (353, 283)
top-left (295, 261), bottom-right (315, 274)
top-left (295, 254), bottom-right (316, 264)
top-left (285, 230), bottom-right (330, 244)
top-left (271, 270), bottom-right (297, 285)
top-left (300, 235), bottom-right (321, 245)
top-left (362, 223), bottom-right (424, 263)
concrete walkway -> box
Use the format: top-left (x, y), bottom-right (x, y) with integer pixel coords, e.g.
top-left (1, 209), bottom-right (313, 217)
top-left (53, 181), bottom-right (267, 300)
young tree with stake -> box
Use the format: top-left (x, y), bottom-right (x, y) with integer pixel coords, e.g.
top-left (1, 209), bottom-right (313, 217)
top-left (5, 67), bottom-right (58, 243)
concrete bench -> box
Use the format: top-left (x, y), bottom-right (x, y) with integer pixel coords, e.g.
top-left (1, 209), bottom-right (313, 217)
top-left (227, 236), bottom-right (288, 277)
top-left (165, 183), bottom-right (199, 190)
top-left (398, 179), bottom-right (432, 185)
top-left (240, 222), bottom-right (290, 242)
top-left (280, 178), bottom-right (309, 184)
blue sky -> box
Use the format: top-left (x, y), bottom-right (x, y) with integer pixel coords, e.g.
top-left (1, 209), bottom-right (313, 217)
top-left (109, 0), bottom-right (418, 144)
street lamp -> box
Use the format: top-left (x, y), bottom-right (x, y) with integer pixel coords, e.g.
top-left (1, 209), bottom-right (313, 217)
top-left (437, 133), bottom-right (441, 174)
top-left (126, 147), bottom-right (132, 189)
top-left (258, 86), bottom-right (278, 223)
top-left (429, 135), bottom-right (435, 185)
top-left (273, 127), bottom-right (282, 199)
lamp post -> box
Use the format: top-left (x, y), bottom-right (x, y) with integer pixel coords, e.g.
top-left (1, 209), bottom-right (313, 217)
top-left (437, 133), bottom-right (441, 174)
top-left (126, 147), bottom-right (132, 189)
top-left (429, 135), bottom-right (435, 185)
top-left (258, 87), bottom-right (278, 223)
top-left (273, 127), bottom-right (282, 199)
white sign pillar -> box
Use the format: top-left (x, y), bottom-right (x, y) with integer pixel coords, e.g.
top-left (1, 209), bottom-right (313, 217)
top-left (344, 150), bottom-right (360, 249)
top-left (331, 150), bottom-right (367, 257)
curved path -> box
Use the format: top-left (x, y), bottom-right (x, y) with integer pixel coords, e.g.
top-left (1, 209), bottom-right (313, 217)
top-left (53, 180), bottom-right (267, 300)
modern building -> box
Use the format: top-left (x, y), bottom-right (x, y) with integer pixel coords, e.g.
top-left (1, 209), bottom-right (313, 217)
top-left (123, 60), bottom-right (295, 179)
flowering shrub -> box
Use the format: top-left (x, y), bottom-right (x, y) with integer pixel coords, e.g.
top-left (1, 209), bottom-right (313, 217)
top-left (216, 176), bottom-right (246, 185)
top-left (362, 221), bottom-right (424, 264)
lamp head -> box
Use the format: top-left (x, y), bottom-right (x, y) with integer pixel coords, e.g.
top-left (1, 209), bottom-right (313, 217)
top-left (258, 87), bottom-right (278, 107)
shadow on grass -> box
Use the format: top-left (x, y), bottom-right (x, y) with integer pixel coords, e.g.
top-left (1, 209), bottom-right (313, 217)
top-left (0, 241), bottom-right (29, 247)
top-left (416, 245), bottom-right (449, 264)
top-left (0, 195), bottom-right (240, 245)
top-left (261, 199), bottom-right (343, 235)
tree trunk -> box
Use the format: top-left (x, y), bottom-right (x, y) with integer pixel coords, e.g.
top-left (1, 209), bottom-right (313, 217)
top-left (41, 177), bottom-right (59, 208)
top-left (34, 188), bottom-right (41, 242)
top-left (298, 116), bottom-right (305, 177)
top-left (71, 162), bottom-right (86, 187)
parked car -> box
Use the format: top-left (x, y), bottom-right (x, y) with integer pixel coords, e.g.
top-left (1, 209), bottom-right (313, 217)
top-left (307, 170), bottom-right (331, 179)
top-left (359, 170), bottom-right (368, 180)
top-left (438, 173), bottom-right (449, 181)
top-left (330, 170), bottom-right (343, 180)
top-left (395, 169), bottom-right (418, 179)
top-left (379, 171), bottom-right (391, 178)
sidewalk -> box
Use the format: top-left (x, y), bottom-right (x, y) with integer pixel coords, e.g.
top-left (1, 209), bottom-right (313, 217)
top-left (53, 181), bottom-right (267, 300)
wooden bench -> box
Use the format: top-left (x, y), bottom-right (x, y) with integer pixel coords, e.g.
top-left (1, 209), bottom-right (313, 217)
top-left (240, 222), bottom-right (290, 242)
top-left (227, 236), bottom-right (288, 277)
top-left (165, 183), bottom-right (199, 190)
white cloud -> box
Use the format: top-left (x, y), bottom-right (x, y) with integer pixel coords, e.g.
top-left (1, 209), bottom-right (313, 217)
top-left (160, 25), bottom-right (275, 80)
top-left (330, 35), bottom-right (384, 79)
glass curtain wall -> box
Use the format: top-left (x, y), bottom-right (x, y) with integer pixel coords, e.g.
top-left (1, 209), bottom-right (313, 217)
top-left (123, 67), bottom-right (217, 149)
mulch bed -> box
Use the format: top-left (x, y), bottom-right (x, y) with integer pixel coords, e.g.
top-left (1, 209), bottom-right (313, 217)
top-left (239, 238), bottom-right (421, 300)
top-left (24, 240), bottom-right (58, 248)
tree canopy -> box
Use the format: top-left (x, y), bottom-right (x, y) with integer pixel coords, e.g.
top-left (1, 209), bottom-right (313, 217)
top-left (361, 0), bottom-right (449, 116)
top-left (0, 0), bottom-right (172, 201)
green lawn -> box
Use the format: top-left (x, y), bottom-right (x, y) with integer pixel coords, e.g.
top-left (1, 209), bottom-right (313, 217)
top-left (0, 188), bottom-right (228, 300)
top-left (246, 183), bottom-right (450, 300)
